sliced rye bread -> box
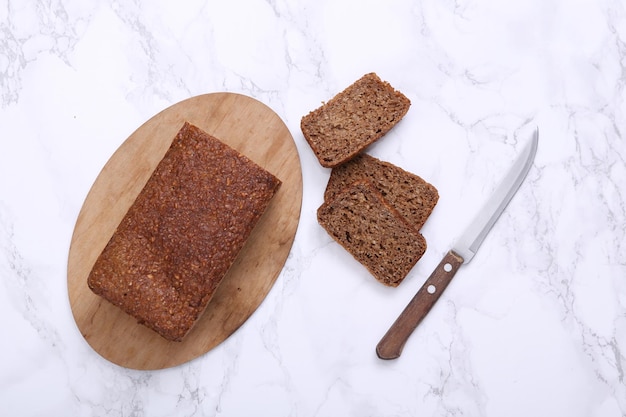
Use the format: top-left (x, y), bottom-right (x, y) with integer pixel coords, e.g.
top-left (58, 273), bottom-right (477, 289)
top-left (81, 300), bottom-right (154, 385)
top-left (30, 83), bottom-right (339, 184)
top-left (301, 73), bottom-right (411, 168)
top-left (325, 153), bottom-right (439, 230)
top-left (317, 180), bottom-right (427, 287)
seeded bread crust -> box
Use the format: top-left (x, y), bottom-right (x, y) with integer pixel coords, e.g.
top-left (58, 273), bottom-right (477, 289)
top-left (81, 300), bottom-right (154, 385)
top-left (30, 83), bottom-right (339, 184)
top-left (317, 181), bottom-right (426, 287)
top-left (325, 154), bottom-right (439, 230)
top-left (301, 73), bottom-right (411, 168)
top-left (87, 122), bottom-right (281, 342)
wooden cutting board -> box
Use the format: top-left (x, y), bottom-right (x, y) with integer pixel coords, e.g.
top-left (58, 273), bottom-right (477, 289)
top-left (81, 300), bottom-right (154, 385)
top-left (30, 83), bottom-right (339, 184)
top-left (67, 93), bottom-right (302, 370)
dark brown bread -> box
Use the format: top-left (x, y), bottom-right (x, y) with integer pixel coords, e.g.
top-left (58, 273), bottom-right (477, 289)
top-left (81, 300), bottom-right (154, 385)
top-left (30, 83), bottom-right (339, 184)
top-left (325, 153), bottom-right (439, 230)
top-left (87, 122), bottom-right (281, 342)
top-left (317, 181), bottom-right (426, 287)
top-left (301, 73), bottom-right (411, 168)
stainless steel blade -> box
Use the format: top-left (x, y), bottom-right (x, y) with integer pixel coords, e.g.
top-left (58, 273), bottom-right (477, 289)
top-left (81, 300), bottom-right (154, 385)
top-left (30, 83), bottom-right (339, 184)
top-left (376, 128), bottom-right (539, 360)
top-left (453, 128), bottom-right (539, 263)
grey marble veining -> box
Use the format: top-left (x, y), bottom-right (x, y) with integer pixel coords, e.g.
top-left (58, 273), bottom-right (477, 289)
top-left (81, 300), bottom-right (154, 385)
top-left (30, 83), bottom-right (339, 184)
top-left (1, 0), bottom-right (625, 416)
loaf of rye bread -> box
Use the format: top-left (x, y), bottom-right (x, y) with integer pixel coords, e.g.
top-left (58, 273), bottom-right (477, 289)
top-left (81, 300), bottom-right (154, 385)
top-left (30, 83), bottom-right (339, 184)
top-left (325, 153), bottom-right (439, 230)
top-left (300, 73), bottom-right (411, 168)
top-left (87, 122), bottom-right (281, 342)
top-left (317, 181), bottom-right (427, 287)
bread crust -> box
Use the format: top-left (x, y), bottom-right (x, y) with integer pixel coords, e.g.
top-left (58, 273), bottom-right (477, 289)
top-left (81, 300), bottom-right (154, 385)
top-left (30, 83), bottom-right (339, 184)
top-left (317, 180), bottom-right (426, 287)
top-left (301, 73), bottom-right (411, 168)
top-left (87, 122), bottom-right (281, 342)
top-left (325, 154), bottom-right (439, 230)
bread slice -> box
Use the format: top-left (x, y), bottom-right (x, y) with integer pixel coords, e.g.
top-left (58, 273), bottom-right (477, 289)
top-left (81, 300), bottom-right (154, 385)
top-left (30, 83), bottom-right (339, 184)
top-left (301, 73), bottom-right (411, 168)
top-left (317, 181), bottom-right (426, 287)
top-left (87, 122), bottom-right (281, 342)
top-left (325, 153), bottom-right (439, 230)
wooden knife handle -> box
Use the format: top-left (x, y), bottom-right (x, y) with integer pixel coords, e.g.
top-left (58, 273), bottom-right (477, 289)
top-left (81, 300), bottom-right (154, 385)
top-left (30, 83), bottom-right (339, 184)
top-left (376, 250), bottom-right (464, 360)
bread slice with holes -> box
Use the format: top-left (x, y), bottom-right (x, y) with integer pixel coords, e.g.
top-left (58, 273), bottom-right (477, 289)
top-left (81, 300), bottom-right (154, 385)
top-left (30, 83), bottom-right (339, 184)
top-left (301, 73), bottom-right (411, 168)
top-left (317, 180), bottom-right (426, 287)
top-left (324, 153), bottom-right (439, 230)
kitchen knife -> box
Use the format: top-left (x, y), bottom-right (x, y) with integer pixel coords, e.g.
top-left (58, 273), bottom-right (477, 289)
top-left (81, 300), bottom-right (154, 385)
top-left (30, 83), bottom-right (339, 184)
top-left (376, 128), bottom-right (539, 360)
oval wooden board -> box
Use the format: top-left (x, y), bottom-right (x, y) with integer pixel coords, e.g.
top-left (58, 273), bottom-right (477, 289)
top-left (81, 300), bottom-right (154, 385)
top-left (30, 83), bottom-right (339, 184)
top-left (67, 93), bottom-right (302, 370)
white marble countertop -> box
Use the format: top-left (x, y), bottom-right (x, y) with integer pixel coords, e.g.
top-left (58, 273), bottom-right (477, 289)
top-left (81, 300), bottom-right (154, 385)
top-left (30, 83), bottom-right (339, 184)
top-left (2, 0), bottom-right (625, 416)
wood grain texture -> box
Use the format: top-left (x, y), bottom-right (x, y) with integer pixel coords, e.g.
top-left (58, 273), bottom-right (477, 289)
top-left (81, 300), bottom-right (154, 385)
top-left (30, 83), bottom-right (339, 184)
top-left (67, 93), bottom-right (302, 370)
top-left (376, 250), bottom-right (464, 360)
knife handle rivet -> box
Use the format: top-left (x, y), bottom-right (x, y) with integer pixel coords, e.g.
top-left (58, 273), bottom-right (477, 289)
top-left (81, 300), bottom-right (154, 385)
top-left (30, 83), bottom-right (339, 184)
top-left (443, 263), bottom-right (452, 272)
top-left (427, 285), bottom-right (436, 294)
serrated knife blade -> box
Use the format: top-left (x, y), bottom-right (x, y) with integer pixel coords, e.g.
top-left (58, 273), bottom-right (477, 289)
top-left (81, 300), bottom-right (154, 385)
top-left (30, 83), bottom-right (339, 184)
top-left (376, 128), bottom-right (539, 360)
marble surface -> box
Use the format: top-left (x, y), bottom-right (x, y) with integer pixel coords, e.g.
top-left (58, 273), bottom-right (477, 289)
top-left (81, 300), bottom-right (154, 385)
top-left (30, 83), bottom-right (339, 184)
top-left (1, 0), bottom-right (625, 416)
